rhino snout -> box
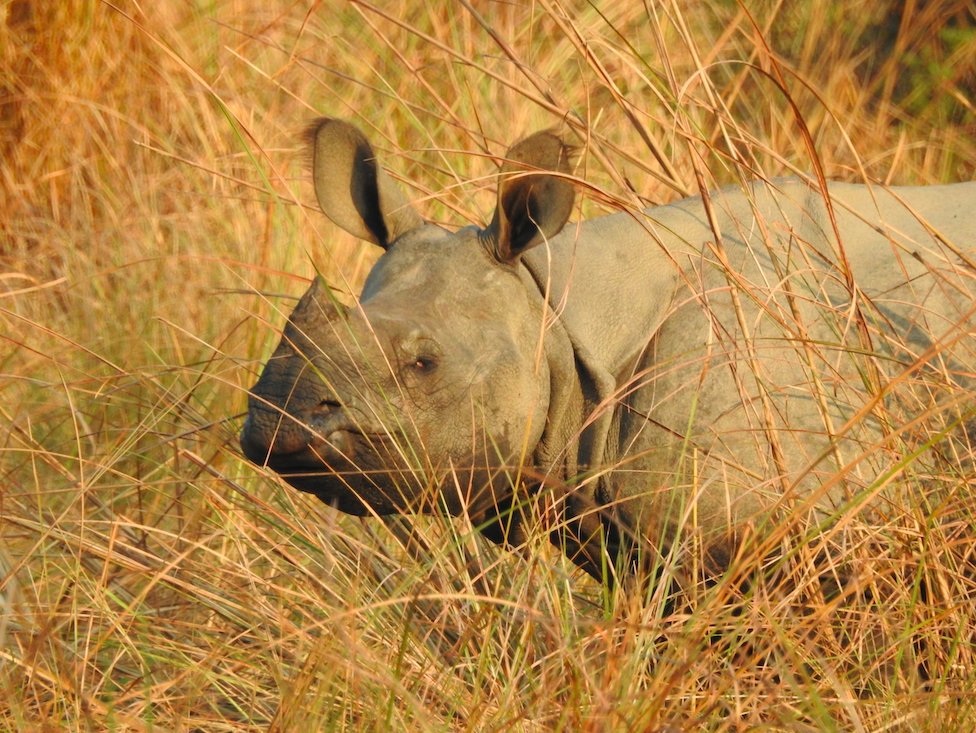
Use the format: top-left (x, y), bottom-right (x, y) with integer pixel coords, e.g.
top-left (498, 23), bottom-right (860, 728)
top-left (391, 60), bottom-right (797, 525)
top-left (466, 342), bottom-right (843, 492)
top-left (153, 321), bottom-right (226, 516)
top-left (239, 395), bottom-right (352, 467)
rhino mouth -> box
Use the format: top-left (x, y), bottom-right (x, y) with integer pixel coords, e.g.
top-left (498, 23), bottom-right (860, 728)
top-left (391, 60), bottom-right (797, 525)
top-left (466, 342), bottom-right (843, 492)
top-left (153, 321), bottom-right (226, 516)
top-left (242, 423), bottom-right (421, 515)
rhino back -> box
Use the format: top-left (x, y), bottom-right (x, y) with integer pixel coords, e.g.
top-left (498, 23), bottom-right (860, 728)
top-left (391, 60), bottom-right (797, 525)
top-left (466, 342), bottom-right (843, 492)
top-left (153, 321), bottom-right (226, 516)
top-left (522, 178), bottom-right (975, 553)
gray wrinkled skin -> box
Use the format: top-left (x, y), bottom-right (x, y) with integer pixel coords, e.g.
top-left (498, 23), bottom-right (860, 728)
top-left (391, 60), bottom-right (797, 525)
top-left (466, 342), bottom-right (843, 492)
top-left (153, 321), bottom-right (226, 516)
top-left (241, 118), bottom-right (976, 580)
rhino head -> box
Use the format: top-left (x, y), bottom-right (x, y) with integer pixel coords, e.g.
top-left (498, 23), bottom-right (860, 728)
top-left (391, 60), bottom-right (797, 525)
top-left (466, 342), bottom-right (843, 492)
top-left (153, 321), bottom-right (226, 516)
top-left (240, 119), bottom-right (575, 527)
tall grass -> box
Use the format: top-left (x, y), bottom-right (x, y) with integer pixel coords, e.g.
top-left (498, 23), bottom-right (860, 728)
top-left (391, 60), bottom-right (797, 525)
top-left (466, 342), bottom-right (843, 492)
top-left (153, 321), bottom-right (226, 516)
top-left (1, 1), bottom-right (974, 730)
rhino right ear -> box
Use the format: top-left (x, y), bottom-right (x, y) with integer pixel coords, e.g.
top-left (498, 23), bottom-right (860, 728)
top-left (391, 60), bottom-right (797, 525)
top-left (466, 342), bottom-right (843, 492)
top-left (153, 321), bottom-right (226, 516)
top-left (485, 131), bottom-right (575, 264)
top-left (306, 118), bottom-right (424, 250)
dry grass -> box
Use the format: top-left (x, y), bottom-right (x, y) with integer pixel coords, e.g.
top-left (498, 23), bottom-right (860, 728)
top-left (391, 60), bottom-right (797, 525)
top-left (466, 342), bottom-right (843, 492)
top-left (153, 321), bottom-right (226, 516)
top-left (1, 1), bottom-right (975, 730)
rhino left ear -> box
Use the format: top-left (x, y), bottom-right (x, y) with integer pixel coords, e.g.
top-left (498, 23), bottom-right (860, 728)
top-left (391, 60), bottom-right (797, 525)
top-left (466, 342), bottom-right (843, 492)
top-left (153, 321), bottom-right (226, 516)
top-left (485, 131), bottom-right (575, 263)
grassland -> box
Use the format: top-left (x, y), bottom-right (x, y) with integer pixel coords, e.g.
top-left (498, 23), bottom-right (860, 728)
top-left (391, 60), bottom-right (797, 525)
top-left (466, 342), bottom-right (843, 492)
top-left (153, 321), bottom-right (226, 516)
top-left (2, 1), bottom-right (975, 730)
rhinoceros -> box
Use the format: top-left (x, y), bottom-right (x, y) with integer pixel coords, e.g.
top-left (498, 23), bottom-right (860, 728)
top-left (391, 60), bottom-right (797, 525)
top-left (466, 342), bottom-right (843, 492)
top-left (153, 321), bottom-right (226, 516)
top-left (240, 118), bottom-right (976, 580)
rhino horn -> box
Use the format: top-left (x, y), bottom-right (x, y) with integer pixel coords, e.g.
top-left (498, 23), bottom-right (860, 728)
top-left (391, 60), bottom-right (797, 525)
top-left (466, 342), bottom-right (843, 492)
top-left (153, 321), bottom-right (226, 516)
top-left (306, 118), bottom-right (424, 249)
top-left (281, 274), bottom-right (345, 342)
top-left (240, 276), bottom-right (346, 466)
top-left (485, 130), bottom-right (575, 263)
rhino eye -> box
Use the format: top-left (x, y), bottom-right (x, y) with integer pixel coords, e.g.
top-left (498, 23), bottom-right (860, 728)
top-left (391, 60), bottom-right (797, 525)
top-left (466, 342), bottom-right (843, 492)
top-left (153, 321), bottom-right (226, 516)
top-left (408, 355), bottom-right (437, 373)
top-left (397, 334), bottom-right (440, 377)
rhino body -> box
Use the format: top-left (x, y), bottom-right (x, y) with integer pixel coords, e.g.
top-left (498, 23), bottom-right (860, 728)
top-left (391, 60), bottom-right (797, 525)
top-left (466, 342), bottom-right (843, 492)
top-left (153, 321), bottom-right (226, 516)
top-left (241, 119), bottom-right (976, 578)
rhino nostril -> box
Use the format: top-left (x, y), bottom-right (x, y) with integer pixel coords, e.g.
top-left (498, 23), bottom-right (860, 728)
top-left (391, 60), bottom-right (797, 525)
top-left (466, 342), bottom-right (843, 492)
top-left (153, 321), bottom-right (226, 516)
top-left (316, 398), bottom-right (342, 413)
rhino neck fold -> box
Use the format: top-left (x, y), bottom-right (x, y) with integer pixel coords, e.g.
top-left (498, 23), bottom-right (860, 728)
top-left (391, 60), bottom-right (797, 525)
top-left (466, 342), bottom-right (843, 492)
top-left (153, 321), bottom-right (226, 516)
top-left (513, 260), bottom-right (628, 580)
top-left (517, 263), bottom-right (599, 477)
top-left (517, 254), bottom-right (628, 476)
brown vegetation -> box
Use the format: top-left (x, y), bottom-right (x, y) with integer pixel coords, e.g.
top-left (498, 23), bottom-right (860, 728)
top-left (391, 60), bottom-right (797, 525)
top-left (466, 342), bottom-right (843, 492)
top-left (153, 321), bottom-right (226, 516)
top-left (1, 1), bottom-right (974, 730)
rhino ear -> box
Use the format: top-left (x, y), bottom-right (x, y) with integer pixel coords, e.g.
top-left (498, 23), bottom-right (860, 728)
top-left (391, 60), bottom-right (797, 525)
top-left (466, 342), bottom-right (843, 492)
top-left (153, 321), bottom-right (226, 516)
top-left (306, 118), bottom-right (424, 250)
top-left (485, 131), bottom-right (575, 263)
